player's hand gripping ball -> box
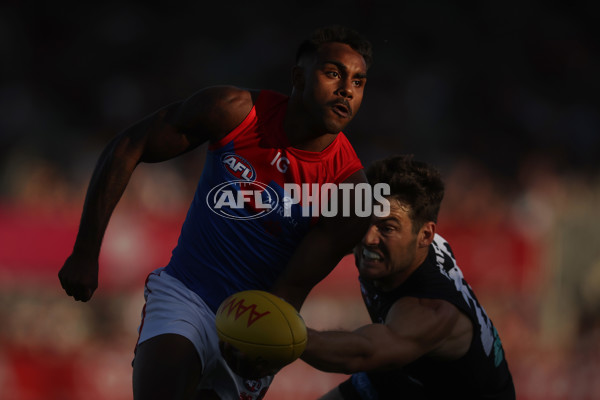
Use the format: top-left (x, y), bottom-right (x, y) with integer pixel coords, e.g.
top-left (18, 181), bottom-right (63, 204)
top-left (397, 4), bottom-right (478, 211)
top-left (216, 290), bottom-right (307, 377)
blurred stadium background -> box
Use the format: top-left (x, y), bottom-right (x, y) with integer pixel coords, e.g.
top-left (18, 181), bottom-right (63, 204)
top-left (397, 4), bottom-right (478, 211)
top-left (1, 1), bottom-right (599, 399)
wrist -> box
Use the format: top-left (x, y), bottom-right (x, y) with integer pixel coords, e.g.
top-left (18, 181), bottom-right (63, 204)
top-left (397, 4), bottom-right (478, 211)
top-left (71, 242), bottom-right (101, 262)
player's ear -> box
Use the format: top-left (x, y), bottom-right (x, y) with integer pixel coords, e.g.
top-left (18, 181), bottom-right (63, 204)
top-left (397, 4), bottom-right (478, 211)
top-left (418, 221), bottom-right (436, 248)
top-left (292, 66), bottom-right (305, 90)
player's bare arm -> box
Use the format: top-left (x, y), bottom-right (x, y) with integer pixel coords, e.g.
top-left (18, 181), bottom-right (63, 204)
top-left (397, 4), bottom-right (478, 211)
top-left (270, 169), bottom-right (371, 310)
top-left (301, 296), bottom-right (472, 374)
top-left (58, 86), bottom-right (255, 302)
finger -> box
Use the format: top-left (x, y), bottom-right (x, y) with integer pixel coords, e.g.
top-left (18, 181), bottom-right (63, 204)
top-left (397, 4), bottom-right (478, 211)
top-left (73, 288), bottom-right (93, 302)
top-left (61, 281), bottom-right (78, 299)
top-left (59, 276), bottom-right (80, 299)
top-left (61, 282), bottom-right (73, 297)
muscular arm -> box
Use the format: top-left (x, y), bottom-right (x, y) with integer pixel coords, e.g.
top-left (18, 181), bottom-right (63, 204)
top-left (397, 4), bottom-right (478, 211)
top-left (59, 86), bottom-right (256, 301)
top-left (269, 169), bottom-right (371, 310)
top-left (301, 297), bottom-right (471, 374)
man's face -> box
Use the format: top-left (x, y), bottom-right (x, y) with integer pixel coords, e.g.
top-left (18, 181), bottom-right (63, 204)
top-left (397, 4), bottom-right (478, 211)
top-left (297, 42), bottom-right (368, 134)
top-left (354, 199), bottom-right (422, 291)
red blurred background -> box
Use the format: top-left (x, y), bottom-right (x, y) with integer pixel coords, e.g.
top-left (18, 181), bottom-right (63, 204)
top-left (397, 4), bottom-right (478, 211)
top-left (2, 1), bottom-right (600, 399)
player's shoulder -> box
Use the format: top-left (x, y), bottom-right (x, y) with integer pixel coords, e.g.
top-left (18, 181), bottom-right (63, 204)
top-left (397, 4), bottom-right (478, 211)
top-left (203, 87), bottom-right (291, 121)
top-left (178, 86), bottom-right (258, 140)
top-left (199, 85), bottom-right (257, 113)
top-left (341, 168), bottom-right (367, 184)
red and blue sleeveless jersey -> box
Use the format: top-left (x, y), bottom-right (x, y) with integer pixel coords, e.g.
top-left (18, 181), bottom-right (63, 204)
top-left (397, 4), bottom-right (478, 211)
top-left (164, 90), bottom-right (363, 312)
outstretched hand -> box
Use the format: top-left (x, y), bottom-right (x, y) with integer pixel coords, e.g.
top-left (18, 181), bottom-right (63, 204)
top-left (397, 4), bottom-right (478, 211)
top-left (58, 254), bottom-right (99, 302)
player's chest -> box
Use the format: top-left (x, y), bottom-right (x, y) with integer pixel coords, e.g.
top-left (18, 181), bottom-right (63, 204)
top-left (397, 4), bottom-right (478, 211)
top-left (217, 141), bottom-right (326, 188)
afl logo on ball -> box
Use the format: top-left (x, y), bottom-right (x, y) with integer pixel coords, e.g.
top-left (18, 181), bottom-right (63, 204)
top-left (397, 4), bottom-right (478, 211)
top-left (221, 153), bottom-right (256, 181)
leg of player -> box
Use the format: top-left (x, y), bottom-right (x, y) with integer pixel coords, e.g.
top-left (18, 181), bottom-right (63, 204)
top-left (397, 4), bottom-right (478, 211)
top-left (132, 333), bottom-right (202, 400)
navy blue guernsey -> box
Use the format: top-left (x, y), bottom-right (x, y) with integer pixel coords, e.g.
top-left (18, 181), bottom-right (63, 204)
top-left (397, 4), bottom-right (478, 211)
top-left (357, 234), bottom-right (515, 399)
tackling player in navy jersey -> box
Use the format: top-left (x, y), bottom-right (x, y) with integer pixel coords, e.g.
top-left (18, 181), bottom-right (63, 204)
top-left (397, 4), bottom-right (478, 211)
top-left (59, 26), bottom-right (373, 400)
top-left (301, 155), bottom-right (516, 399)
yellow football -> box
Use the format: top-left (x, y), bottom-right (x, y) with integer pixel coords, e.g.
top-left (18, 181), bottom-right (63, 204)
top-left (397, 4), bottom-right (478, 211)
top-left (215, 290), bottom-right (307, 368)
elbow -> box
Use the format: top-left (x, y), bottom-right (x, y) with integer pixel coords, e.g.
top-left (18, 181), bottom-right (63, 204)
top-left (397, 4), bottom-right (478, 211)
top-left (300, 356), bottom-right (361, 375)
top-left (331, 357), bottom-right (372, 375)
top-left (301, 349), bottom-right (372, 375)
top-left (341, 353), bottom-right (378, 375)
top-left (110, 136), bottom-right (144, 170)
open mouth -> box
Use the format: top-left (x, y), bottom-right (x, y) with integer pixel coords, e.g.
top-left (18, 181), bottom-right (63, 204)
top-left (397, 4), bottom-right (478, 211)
top-left (331, 102), bottom-right (351, 118)
top-left (363, 248), bottom-right (382, 261)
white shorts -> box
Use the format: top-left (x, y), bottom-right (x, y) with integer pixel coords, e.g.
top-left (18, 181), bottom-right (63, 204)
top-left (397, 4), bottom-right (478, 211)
top-left (136, 267), bottom-right (274, 400)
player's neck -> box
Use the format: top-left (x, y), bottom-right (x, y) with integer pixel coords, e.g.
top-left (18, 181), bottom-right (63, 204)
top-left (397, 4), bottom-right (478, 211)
top-left (283, 110), bottom-right (338, 152)
top-left (284, 94), bottom-right (341, 152)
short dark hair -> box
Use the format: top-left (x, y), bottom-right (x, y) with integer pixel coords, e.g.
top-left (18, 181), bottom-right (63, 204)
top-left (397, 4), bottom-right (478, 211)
top-left (296, 25), bottom-right (373, 69)
top-left (366, 155), bottom-right (445, 231)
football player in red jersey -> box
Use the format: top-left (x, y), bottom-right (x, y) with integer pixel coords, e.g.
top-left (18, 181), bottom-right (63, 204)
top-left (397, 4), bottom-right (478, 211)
top-left (59, 26), bottom-right (373, 399)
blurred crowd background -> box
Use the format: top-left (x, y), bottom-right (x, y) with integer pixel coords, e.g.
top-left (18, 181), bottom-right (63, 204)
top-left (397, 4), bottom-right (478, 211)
top-left (1, 1), bottom-right (599, 399)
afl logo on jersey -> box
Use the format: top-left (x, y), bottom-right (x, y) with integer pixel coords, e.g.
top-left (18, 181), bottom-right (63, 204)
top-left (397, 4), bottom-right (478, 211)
top-left (221, 153), bottom-right (256, 181)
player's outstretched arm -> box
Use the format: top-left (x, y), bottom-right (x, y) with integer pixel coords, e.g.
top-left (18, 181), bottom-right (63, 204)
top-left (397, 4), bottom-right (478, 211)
top-left (59, 86), bottom-right (255, 302)
top-left (270, 170), bottom-right (372, 310)
top-left (301, 297), bottom-right (468, 374)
